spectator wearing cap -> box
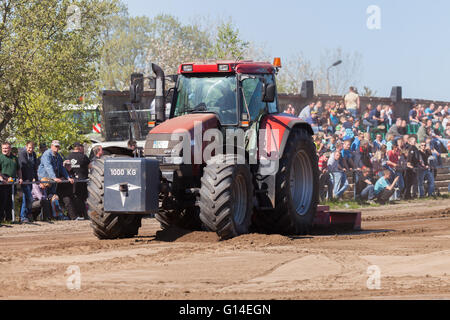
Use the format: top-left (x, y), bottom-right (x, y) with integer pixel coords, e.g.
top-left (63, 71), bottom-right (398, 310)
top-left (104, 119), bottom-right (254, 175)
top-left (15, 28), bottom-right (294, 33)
top-left (306, 110), bottom-right (319, 126)
top-left (37, 140), bottom-right (74, 196)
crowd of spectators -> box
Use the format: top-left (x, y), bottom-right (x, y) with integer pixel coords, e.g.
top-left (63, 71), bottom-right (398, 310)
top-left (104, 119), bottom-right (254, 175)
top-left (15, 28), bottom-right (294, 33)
top-left (286, 87), bottom-right (450, 204)
top-left (0, 140), bottom-right (101, 223)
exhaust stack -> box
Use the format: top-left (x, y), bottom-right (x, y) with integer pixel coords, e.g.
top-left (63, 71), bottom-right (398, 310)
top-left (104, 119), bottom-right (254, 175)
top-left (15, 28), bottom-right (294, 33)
top-left (152, 63), bottom-right (166, 123)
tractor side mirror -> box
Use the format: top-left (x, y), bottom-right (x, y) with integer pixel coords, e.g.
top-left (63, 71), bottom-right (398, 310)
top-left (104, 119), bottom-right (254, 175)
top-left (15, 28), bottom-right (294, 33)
top-left (130, 73), bottom-right (144, 103)
top-left (167, 74), bottom-right (178, 83)
top-left (262, 83), bottom-right (276, 103)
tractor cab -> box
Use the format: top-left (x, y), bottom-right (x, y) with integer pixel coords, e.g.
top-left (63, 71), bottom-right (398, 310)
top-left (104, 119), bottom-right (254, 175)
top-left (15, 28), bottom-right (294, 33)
top-left (168, 60), bottom-right (280, 128)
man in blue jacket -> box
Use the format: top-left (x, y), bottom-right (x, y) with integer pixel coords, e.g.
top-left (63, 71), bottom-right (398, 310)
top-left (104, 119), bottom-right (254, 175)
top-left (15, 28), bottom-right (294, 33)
top-left (38, 140), bottom-right (74, 196)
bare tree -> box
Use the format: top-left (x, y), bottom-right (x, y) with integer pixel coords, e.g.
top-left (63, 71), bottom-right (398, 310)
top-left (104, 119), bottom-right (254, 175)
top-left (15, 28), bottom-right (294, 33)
top-left (318, 48), bottom-right (363, 95)
top-left (272, 48), bottom-right (363, 95)
top-left (362, 86), bottom-right (378, 97)
top-left (276, 53), bottom-right (316, 94)
top-left (144, 15), bottom-right (210, 76)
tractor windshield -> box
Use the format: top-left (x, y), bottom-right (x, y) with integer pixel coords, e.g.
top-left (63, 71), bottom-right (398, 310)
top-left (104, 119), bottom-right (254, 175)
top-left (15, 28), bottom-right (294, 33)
top-left (173, 74), bottom-right (238, 125)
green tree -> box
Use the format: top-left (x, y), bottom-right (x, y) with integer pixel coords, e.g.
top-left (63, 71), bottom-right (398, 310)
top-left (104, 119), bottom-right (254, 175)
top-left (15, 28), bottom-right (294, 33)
top-left (0, 0), bottom-right (119, 143)
top-left (98, 13), bottom-right (211, 90)
top-left (13, 92), bottom-right (87, 149)
top-left (207, 20), bottom-right (249, 61)
top-left (98, 8), bottom-right (152, 90)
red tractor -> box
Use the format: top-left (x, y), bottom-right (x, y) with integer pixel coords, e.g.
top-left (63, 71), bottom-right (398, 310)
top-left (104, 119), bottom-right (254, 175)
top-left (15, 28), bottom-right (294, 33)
top-left (87, 59), bottom-right (319, 240)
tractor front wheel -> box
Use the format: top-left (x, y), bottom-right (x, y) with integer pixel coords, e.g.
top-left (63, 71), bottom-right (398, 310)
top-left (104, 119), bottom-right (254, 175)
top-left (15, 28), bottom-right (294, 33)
top-left (199, 154), bottom-right (254, 240)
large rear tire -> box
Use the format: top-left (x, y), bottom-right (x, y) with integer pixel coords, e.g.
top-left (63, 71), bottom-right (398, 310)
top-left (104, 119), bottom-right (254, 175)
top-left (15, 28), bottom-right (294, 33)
top-left (199, 154), bottom-right (254, 240)
top-left (255, 128), bottom-right (319, 235)
top-left (87, 157), bottom-right (142, 240)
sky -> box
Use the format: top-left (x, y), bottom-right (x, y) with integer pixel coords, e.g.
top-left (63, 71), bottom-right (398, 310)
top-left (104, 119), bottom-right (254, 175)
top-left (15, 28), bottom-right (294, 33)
top-left (124, 0), bottom-right (450, 101)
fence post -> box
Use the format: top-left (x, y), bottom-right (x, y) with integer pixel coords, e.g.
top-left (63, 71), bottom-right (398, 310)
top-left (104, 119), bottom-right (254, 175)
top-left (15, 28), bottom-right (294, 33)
top-left (11, 183), bottom-right (15, 222)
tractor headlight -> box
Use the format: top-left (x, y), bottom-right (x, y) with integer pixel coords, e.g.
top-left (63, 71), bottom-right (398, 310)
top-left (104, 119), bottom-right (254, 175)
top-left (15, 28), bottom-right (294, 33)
top-left (182, 65), bottom-right (193, 72)
top-left (162, 156), bottom-right (183, 165)
top-left (218, 64), bottom-right (229, 72)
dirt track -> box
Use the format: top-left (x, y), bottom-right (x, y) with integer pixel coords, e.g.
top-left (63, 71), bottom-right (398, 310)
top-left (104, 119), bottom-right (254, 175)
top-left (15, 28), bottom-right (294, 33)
top-left (1, 199), bottom-right (449, 300)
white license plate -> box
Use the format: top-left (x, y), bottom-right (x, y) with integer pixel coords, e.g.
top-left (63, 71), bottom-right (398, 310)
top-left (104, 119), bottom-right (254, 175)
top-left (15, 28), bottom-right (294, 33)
top-left (153, 141), bottom-right (169, 149)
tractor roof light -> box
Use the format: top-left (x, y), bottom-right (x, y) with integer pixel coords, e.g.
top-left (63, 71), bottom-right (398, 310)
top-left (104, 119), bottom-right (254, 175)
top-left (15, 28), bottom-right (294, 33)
top-left (182, 64), bottom-right (193, 72)
top-left (218, 64), bottom-right (230, 72)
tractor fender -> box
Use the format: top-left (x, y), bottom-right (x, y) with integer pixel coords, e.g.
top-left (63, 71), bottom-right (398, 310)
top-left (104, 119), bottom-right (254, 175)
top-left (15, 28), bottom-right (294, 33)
top-left (259, 114), bottom-right (313, 160)
top-left (256, 114), bottom-right (313, 209)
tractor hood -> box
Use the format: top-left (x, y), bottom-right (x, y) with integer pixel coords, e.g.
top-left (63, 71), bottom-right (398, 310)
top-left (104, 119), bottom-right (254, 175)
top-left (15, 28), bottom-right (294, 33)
top-left (144, 113), bottom-right (220, 159)
top-left (149, 113), bottom-right (220, 135)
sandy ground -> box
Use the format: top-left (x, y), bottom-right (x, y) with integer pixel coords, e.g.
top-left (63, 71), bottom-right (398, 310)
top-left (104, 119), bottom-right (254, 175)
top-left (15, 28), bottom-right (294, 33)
top-left (0, 199), bottom-right (449, 300)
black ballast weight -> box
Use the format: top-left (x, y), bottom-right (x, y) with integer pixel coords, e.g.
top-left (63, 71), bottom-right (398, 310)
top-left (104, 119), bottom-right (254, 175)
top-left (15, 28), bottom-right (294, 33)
top-left (104, 158), bottom-right (159, 214)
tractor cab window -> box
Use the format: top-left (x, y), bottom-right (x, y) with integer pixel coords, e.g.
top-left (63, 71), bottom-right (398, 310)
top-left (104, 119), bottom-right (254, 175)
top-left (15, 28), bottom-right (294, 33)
top-left (174, 74), bottom-right (238, 125)
top-left (241, 74), bottom-right (278, 121)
